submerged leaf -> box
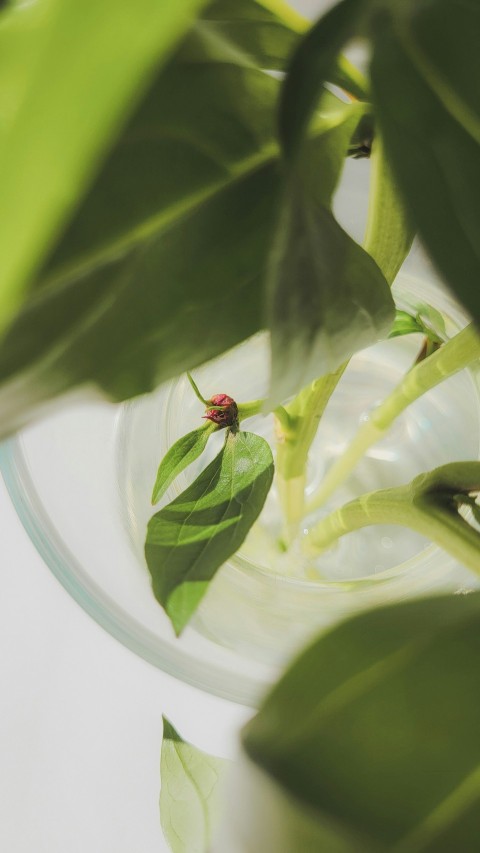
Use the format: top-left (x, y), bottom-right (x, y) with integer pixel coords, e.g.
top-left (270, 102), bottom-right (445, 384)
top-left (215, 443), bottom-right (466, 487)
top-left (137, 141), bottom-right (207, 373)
top-left (145, 431), bottom-right (273, 634)
top-left (160, 716), bottom-right (229, 853)
top-left (243, 592), bottom-right (480, 851)
top-left (151, 422), bottom-right (217, 505)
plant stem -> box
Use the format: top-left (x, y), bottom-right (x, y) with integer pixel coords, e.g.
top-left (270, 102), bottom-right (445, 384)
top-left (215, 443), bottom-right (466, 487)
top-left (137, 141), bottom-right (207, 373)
top-left (275, 364), bottom-right (346, 543)
top-left (304, 480), bottom-right (480, 575)
top-left (237, 399), bottom-right (264, 422)
top-left (306, 324), bottom-right (480, 514)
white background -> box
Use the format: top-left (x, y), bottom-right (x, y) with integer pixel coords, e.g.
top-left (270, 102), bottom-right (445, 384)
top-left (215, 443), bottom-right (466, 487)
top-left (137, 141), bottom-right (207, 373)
top-left (0, 473), bottom-right (250, 852)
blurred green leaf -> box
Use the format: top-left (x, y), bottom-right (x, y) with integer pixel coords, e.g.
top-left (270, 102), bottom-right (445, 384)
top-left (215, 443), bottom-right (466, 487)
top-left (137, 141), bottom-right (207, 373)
top-left (0, 0), bottom-right (207, 335)
top-left (0, 38), bottom-right (282, 433)
top-left (370, 1), bottom-right (480, 322)
top-left (145, 431), bottom-right (273, 634)
top-left (0, 11), bottom-right (358, 435)
top-left (151, 422), bottom-right (217, 505)
top-left (160, 716), bottom-right (228, 853)
top-left (243, 591), bottom-right (480, 851)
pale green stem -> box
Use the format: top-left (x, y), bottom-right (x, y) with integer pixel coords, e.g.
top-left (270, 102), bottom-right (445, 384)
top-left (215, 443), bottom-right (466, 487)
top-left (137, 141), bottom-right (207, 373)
top-left (306, 324), bottom-right (480, 514)
top-left (305, 486), bottom-right (480, 576)
top-left (237, 399), bottom-right (264, 422)
top-left (276, 364), bottom-right (347, 542)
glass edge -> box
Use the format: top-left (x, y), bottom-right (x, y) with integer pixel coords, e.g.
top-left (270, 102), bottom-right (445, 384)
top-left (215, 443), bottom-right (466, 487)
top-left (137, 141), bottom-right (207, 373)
top-left (0, 436), bottom-right (263, 708)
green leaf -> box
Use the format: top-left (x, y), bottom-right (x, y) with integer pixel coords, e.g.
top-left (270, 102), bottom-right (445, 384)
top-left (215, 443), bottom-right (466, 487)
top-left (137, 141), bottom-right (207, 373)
top-left (0, 0), bottom-right (207, 336)
top-left (151, 422), bottom-right (217, 505)
top-left (307, 462), bottom-right (480, 575)
top-left (160, 716), bottom-right (228, 853)
top-left (243, 592), bottom-right (480, 851)
top-left (267, 183), bottom-right (394, 405)
top-left (0, 10), bottom-right (357, 436)
top-left (370, 1), bottom-right (480, 322)
top-left (145, 431), bottom-right (274, 634)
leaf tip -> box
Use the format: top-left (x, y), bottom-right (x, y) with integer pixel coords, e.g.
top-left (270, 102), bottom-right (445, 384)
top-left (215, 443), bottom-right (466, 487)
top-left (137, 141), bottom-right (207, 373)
top-left (162, 716), bottom-right (182, 743)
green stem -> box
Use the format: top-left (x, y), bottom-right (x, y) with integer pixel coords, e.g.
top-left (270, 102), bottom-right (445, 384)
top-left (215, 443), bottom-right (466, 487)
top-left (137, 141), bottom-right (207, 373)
top-left (275, 364), bottom-right (347, 542)
top-left (305, 482), bottom-right (480, 576)
top-left (306, 324), bottom-right (480, 514)
top-left (237, 399), bottom-right (264, 422)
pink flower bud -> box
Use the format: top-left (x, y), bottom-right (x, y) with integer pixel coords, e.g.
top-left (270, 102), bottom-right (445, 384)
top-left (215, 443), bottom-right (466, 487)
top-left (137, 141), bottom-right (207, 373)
top-left (203, 394), bottom-right (239, 429)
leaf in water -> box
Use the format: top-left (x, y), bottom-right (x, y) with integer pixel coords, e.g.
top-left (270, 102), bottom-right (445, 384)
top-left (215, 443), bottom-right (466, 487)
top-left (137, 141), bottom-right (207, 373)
top-left (160, 716), bottom-right (229, 853)
top-left (267, 184), bottom-right (394, 405)
top-left (370, 1), bottom-right (480, 322)
top-left (0, 0), bottom-right (207, 335)
top-left (145, 431), bottom-right (273, 634)
top-left (151, 422), bottom-right (217, 505)
top-left (243, 592), bottom-right (480, 851)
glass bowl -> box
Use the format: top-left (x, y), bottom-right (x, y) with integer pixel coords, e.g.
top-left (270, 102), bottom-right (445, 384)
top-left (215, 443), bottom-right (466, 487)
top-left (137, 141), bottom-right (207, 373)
top-left (1, 273), bottom-right (479, 707)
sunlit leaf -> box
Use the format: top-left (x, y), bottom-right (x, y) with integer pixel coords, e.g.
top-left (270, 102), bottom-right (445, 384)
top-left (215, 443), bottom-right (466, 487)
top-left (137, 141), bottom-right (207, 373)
top-left (151, 422), bottom-right (217, 505)
top-left (145, 431), bottom-right (273, 634)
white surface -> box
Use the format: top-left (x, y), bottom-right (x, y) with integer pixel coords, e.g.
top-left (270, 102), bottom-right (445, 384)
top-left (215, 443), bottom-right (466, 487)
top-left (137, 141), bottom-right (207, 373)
top-left (0, 472), bottom-right (250, 853)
